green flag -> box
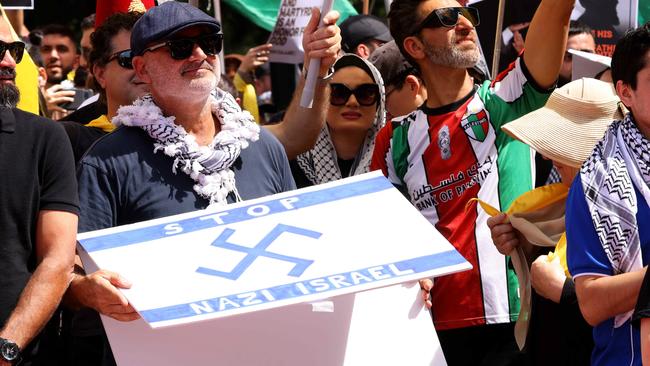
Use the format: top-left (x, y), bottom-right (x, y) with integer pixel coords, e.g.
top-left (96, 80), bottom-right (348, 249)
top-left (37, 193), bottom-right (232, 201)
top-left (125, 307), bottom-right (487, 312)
top-left (224, 0), bottom-right (358, 31)
top-left (640, 0), bottom-right (650, 24)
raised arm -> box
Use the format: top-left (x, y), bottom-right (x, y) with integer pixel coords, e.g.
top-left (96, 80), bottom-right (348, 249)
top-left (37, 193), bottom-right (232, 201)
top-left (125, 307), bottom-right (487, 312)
top-left (523, 0), bottom-right (575, 89)
top-left (0, 210), bottom-right (77, 353)
top-left (265, 8), bottom-right (341, 159)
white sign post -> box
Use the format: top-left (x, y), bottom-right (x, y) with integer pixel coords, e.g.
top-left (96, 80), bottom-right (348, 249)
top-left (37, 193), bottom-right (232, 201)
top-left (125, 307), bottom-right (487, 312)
top-left (78, 172), bottom-right (470, 365)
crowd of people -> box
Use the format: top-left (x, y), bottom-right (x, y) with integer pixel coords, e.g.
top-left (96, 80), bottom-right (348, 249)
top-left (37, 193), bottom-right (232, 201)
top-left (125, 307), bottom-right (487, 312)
top-left (1, 0), bottom-right (650, 365)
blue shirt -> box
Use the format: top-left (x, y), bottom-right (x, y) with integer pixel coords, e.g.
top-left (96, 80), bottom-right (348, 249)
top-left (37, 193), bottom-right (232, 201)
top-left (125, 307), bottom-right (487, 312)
top-left (78, 126), bottom-right (296, 232)
top-left (566, 176), bottom-right (650, 366)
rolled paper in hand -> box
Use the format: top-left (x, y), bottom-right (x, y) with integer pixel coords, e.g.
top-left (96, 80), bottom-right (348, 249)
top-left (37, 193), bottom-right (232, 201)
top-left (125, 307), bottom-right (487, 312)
top-left (300, 0), bottom-right (335, 108)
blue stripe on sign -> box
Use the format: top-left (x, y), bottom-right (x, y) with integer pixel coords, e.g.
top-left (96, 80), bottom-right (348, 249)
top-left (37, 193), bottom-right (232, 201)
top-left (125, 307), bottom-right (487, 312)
top-left (140, 250), bottom-right (467, 324)
top-left (79, 175), bottom-right (393, 252)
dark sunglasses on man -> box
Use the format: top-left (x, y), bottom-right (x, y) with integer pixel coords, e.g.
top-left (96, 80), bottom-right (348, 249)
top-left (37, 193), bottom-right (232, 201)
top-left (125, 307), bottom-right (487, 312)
top-left (330, 83), bottom-right (380, 107)
top-left (0, 40), bottom-right (25, 63)
top-left (143, 33), bottom-right (224, 60)
top-left (413, 7), bottom-right (480, 33)
top-left (107, 49), bottom-right (133, 69)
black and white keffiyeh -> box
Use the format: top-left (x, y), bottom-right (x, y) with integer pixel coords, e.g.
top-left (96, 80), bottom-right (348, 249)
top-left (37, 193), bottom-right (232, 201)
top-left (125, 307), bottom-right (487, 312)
top-left (295, 55), bottom-right (386, 185)
top-left (580, 113), bottom-right (650, 327)
top-left (113, 89), bottom-right (260, 207)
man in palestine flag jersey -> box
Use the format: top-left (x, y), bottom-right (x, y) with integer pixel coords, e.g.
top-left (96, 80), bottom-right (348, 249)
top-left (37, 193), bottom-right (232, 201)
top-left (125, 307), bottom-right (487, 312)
top-left (372, 0), bottom-right (574, 364)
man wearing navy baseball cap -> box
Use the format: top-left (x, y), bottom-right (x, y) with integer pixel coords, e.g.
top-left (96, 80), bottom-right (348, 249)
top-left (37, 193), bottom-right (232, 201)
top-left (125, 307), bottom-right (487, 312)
top-left (66, 2), bottom-right (341, 364)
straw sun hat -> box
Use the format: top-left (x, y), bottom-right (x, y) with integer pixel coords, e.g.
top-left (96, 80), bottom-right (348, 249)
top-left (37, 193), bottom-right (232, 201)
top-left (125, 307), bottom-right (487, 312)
top-left (502, 78), bottom-right (623, 168)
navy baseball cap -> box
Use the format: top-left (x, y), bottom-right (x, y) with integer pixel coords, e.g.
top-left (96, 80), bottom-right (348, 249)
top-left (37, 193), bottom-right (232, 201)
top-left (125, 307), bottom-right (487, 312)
top-left (131, 1), bottom-right (221, 56)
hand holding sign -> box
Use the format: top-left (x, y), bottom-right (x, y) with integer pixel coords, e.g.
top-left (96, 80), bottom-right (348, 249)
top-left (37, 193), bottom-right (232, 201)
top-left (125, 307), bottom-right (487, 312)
top-left (302, 7), bottom-right (341, 78)
top-left (300, 6), bottom-right (341, 108)
top-left (69, 269), bottom-right (140, 322)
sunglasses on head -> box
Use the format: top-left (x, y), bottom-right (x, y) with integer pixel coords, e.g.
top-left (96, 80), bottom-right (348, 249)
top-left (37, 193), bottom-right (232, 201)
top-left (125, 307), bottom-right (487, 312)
top-left (144, 33), bottom-right (223, 60)
top-left (330, 83), bottom-right (379, 107)
top-left (0, 41), bottom-right (25, 63)
top-left (414, 7), bottom-right (480, 33)
top-left (107, 49), bottom-right (133, 69)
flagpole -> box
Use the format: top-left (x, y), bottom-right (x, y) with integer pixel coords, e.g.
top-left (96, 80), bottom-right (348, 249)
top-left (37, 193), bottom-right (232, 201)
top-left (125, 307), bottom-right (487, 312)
top-left (491, 0), bottom-right (506, 78)
top-left (212, 0), bottom-right (225, 71)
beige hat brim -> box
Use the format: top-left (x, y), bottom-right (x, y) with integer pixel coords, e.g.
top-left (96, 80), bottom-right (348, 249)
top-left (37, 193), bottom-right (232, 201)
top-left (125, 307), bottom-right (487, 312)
top-left (502, 95), bottom-right (621, 168)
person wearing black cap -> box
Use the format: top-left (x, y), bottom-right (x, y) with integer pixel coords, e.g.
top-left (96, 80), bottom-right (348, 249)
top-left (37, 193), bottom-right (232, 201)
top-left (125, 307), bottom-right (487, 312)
top-left (340, 14), bottom-right (392, 59)
top-left (369, 40), bottom-right (427, 119)
top-left (64, 2), bottom-right (341, 365)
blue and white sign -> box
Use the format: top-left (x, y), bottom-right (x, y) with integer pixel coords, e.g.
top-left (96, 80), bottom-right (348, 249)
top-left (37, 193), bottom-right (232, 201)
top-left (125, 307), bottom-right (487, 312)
top-left (78, 172), bottom-right (471, 328)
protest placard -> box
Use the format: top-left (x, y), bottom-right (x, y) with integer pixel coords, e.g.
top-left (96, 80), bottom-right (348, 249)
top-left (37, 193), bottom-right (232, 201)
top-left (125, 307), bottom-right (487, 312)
top-left (572, 0), bottom-right (638, 56)
top-left (78, 172), bottom-right (466, 364)
top-left (78, 172), bottom-right (471, 328)
top-left (267, 0), bottom-right (321, 64)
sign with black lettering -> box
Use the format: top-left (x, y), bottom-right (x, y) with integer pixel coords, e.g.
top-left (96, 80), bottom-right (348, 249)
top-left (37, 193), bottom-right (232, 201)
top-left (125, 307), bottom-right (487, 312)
top-left (267, 0), bottom-right (321, 64)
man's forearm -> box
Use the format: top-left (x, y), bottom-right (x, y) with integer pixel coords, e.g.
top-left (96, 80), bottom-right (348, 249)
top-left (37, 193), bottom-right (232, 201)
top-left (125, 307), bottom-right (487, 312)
top-left (523, 0), bottom-right (575, 88)
top-left (265, 76), bottom-right (329, 159)
top-left (0, 258), bottom-right (72, 349)
top-left (575, 268), bottom-right (647, 326)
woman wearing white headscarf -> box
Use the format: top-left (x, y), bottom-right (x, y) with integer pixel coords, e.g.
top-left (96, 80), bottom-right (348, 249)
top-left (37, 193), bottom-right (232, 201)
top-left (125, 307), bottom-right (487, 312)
top-left (290, 53), bottom-right (385, 187)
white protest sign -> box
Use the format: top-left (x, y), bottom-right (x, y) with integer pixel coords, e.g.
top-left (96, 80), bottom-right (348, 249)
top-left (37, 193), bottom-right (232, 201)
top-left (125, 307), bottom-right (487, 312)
top-left (77, 172), bottom-right (471, 329)
top-left (267, 0), bottom-right (321, 64)
top-left (94, 283), bottom-right (448, 365)
top-left (569, 49), bottom-right (611, 81)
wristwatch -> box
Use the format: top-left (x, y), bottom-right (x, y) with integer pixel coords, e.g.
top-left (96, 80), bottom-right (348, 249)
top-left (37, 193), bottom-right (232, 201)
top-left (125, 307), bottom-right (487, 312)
top-left (0, 337), bottom-right (21, 363)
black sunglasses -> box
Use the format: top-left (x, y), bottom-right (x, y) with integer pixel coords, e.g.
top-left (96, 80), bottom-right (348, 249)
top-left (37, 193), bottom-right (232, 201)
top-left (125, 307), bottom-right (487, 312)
top-left (107, 49), bottom-right (133, 69)
top-left (0, 41), bottom-right (25, 63)
top-left (144, 33), bottom-right (223, 60)
top-left (330, 83), bottom-right (380, 107)
top-left (414, 7), bottom-right (480, 33)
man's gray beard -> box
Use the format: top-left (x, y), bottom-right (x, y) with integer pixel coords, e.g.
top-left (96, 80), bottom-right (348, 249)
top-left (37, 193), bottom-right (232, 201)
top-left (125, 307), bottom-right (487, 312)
top-left (422, 37), bottom-right (480, 69)
top-left (0, 83), bottom-right (20, 108)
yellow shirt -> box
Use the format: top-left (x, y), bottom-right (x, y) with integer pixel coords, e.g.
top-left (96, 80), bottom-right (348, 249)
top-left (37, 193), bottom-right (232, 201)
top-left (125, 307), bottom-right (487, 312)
top-left (85, 114), bottom-right (115, 133)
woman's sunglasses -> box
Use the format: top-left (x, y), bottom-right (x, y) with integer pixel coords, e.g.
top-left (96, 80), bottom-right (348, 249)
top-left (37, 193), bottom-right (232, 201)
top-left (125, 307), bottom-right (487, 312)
top-left (143, 33), bottom-right (224, 60)
top-left (414, 7), bottom-right (480, 33)
top-left (107, 49), bottom-right (133, 69)
top-left (0, 41), bottom-right (25, 63)
top-left (330, 83), bottom-right (379, 107)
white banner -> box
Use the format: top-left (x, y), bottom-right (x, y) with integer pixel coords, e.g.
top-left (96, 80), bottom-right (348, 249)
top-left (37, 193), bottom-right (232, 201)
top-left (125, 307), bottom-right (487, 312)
top-left (78, 172), bottom-right (471, 329)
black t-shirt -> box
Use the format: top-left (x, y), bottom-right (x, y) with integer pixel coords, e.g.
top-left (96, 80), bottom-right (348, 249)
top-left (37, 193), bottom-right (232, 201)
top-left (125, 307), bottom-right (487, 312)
top-left (59, 99), bottom-right (107, 125)
top-left (0, 107), bottom-right (79, 327)
top-left (60, 121), bottom-right (107, 163)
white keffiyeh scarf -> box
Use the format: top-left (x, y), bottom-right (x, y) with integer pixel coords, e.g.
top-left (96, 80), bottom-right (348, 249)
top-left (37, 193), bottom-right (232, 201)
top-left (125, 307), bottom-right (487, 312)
top-left (112, 89), bottom-right (260, 207)
top-left (580, 113), bottom-right (650, 327)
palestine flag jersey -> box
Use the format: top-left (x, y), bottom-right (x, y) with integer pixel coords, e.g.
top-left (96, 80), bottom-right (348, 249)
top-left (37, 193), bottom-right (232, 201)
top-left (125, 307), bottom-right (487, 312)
top-left (371, 58), bottom-right (551, 330)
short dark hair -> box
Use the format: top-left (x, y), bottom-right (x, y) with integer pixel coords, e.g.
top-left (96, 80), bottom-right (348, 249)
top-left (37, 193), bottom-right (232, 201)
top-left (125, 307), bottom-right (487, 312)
top-left (388, 0), bottom-right (425, 67)
top-left (81, 13), bottom-right (96, 32)
top-left (40, 24), bottom-right (77, 48)
top-left (387, 67), bottom-right (420, 90)
top-left (568, 20), bottom-right (592, 38)
top-left (89, 12), bottom-right (141, 69)
top-left (611, 22), bottom-right (650, 90)
top-left (88, 12), bottom-right (142, 100)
